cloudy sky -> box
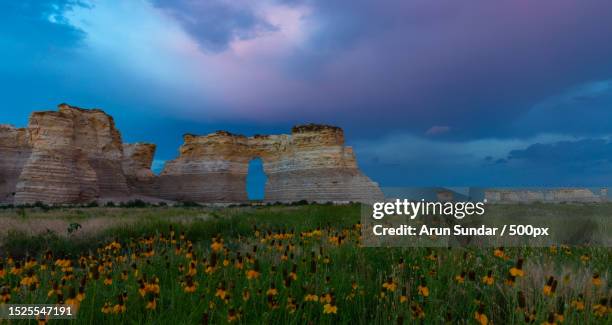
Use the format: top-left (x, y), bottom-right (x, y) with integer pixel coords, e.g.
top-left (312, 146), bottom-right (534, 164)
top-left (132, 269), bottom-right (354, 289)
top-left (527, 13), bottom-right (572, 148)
top-left (3, 0), bottom-right (612, 196)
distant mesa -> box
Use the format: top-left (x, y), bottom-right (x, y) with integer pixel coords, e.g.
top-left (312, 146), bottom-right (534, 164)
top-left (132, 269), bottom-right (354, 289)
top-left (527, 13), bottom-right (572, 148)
top-left (484, 188), bottom-right (608, 203)
top-left (0, 104), bottom-right (383, 205)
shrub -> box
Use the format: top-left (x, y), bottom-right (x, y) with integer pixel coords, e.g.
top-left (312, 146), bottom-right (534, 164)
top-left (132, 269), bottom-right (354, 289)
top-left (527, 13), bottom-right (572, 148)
top-left (291, 200), bottom-right (309, 206)
top-left (120, 199), bottom-right (148, 208)
top-left (180, 201), bottom-right (201, 208)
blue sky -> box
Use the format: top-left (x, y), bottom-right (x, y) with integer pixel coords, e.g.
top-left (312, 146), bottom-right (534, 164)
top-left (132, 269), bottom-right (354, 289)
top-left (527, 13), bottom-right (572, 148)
top-left (3, 1), bottom-right (612, 198)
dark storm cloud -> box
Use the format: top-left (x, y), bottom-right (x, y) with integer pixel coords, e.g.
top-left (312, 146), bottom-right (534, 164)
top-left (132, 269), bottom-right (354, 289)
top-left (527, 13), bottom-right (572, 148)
top-left (499, 138), bottom-right (612, 186)
top-left (6, 0), bottom-right (612, 141)
top-left (150, 0), bottom-right (278, 52)
top-left (356, 136), bottom-right (612, 187)
top-left (3, 0), bottom-right (612, 188)
top-left (274, 0), bottom-right (612, 139)
top-left (507, 139), bottom-right (612, 164)
top-left (510, 80), bottom-right (612, 138)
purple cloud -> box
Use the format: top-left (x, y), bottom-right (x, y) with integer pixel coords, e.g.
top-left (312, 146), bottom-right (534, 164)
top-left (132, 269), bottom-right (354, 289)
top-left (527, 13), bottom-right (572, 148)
top-left (38, 0), bottom-right (612, 139)
top-left (119, 0), bottom-right (612, 139)
top-left (150, 0), bottom-right (278, 52)
top-left (4, 0), bottom-right (612, 187)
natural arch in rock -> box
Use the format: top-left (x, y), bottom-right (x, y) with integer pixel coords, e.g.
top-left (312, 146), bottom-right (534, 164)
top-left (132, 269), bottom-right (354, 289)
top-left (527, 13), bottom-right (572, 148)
top-left (0, 104), bottom-right (384, 204)
top-left (158, 125), bottom-right (384, 203)
top-left (246, 157), bottom-right (267, 201)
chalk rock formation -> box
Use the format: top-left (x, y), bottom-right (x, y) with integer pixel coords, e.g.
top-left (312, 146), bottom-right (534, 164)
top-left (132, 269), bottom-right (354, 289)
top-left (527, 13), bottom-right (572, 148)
top-left (485, 188), bottom-right (608, 203)
top-left (0, 125), bottom-right (31, 204)
top-left (159, 132), bottom-right (252, 202)
top-left (159, 124), bottom-right (383, 203)
top-left (122, 143), bottom-right (158, 196)
top-left (14, 104), bottom-right (129, 204)
top-left (1, 104), bottom-right (382, 204)
top-left (255, 125), bottom-right (383, 203)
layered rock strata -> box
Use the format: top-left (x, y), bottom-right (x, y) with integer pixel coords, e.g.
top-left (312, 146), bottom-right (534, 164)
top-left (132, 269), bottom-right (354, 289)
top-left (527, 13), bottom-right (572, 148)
top-left (159, 125), bottom-right (384, 203)
top-left (159, 132), bottom-right (252, 202)
top-left (255, 125), bottom-right (383, 203)
top-left (14, 104), bottom-right (129, 204)
top-left (122, 143), bottom-right (159, 196)
top-left (1, 104), bottom-right (382, 204)
top-left (0, 125), bottom-right (31, 204)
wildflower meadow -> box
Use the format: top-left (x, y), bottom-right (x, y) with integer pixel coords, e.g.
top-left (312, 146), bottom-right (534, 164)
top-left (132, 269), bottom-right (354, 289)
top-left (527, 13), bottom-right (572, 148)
top-left (0, 203), bottom-right (610, 324)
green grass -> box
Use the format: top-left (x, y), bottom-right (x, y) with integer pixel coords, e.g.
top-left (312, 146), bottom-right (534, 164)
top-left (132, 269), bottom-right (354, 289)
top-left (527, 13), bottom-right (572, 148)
top-left (1, 204), bottom-right (358, 257)
top-left (0, 204), bottom-right (610, 324)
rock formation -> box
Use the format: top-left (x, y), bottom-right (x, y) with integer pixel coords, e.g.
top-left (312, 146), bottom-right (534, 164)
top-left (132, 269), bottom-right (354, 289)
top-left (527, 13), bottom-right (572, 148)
top-left (13, 104), bottom-right (129, 204)
top-left (0, 125), bottom-right (31, 204)
top-left (159, 124), bottom-right (384, 203)
top-left (122, 143), bottom-right (158, 197)
top-left (159, 132), bottom-right (252, 202)
top-left (1, 104), bottom-right (383, 204)
top-left (485, 188), bottom-right (608, 203)
top-left (256, 125), bottom-right (383, 203)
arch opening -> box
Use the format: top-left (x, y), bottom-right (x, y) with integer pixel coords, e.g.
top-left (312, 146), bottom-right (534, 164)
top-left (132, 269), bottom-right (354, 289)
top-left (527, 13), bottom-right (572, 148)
top-left (246, 157), bottom-right (267, 201)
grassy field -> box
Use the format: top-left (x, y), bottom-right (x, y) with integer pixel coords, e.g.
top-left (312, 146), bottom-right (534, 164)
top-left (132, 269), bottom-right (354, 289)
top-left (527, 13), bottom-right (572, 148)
top-left (0, 204), bottom-right (610, 324)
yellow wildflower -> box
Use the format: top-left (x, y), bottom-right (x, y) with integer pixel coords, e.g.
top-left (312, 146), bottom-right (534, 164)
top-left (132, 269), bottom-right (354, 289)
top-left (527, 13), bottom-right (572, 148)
top-left (417, 285), bottom-right (429, 297)
top-left (592, 273), bottom-right (602, 287)
top-left (216, 288), bottom-right (228, 300)
top-left (570, 296), bottom-right (585, 311)
top-left (410, 302), bottom-right (425, 319)
top-left (304, 294), bottom-right (319, 302)
top-left (320, 293), bottom-right (333, 304)
top-left (1, 287), bottom-right (10, 303)
top-left (382, 278), bottom-right (397, 292)
top-left (593, 298), bottom-right (608, 317)
top-left (77, 287), bottom-right (86, 302)
top-left (112, 303), bottom-right (126, 314)
top-left (211, 238), bottom-right (224, 252)
top-left (543, 276), bottom-right (557, 296)
top-left (323, 303), bottom-right (337, 314)
top-left (146, 296), bottom-right (157, 310)
top-left (475, 308), bottom-right (488, 325)
top-left (20, 273), bottom-right (39, 288)
top-left (482, 271), bottom-right (494, 285)
top-left (455, 271), bottom-right (466, 284)
top-left (246, 269), bottom-right (260, 280)
top-left (227, 308), bottom-right (240, 322)
top-left (266, 287), bottom-right (278, 297)
top-left (183, 277), bottom-right (198, 293)
top-left (10, 261), bottom-right (22, 275)
top-left (509, 259), bottom-right (524, 277)
top-left (101, 302), bottom-right (112, 314)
